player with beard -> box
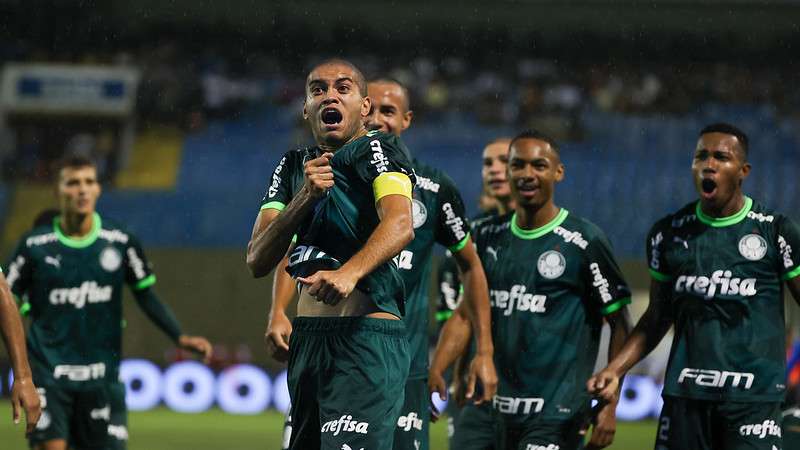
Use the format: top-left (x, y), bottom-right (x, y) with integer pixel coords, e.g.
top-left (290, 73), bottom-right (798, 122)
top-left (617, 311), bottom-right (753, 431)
top-left (433, 130), bottom-right (633, 450)
top-left (247, 59), bottom-right (417, 450)
top-left (365, 78), bottom-right (496, 450)
top-left (432, 137), bottom-right (515, 450)
top-left (5, 156), bottom-right (212, 450)
top-left (589, 123), bottom-right (800, 450)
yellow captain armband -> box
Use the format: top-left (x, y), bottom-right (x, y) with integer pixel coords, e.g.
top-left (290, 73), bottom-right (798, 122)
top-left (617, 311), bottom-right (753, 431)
top-left (373, 172), bottom-right (413, 203)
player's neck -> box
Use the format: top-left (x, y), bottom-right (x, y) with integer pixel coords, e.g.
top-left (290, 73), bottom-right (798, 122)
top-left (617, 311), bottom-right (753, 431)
top-left (698, 191), bottom-right (745, 219)
top-left (318, 127), bottom-right (368, 153)
top-left (59, 211), bottom-right (95, 237)
top-left (515, 201), bottom-right (560, 230)
top-left (496, 197), bottom-right (515, 215)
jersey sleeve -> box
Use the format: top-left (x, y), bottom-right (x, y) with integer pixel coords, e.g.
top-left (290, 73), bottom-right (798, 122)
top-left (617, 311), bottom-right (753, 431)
top-left (436, 254), bottom-right (462, 324)
top-left (434, 174), bottom-right (471, 253)
top-left (777, 215), bottom-right (800, 281)
top-left (353, 133), bottom-right (417, 190)
top-left (585, 234), bottom-right (632, 316)
top-left (4, 239), bottom-right (33, 299)
top-left (125, 234), bottom-right (156, 291)
top-left (259, 151), bottom-right (297, 212)
top-left (646, 219), bottom-right (672, 282)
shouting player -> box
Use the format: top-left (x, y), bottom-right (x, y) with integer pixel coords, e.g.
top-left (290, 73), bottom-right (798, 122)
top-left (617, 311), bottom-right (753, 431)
top-left (433, 131), bottom-right (633, 450)
top-left (5, 156), bottom-right (212, 450)
top-left (589, 123), bottom-right (800, 450)
top-left (247, 59), bottom-right (417, 450)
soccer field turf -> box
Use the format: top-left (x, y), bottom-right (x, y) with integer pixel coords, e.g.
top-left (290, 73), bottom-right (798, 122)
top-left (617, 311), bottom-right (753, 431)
top-left (0, 402), bottom-right (657, 449)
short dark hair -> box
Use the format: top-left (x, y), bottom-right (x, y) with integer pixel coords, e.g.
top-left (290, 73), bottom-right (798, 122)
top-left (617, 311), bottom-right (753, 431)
top-left (308, 58), bottom-right (367, 97)
top-left (368, 77), bottom-right (411, 111)
top-left (700, 123), bottom-right (749, 157)
top-left (53, 155), bottom-right (96, 182)
top-left (509, 129), bottom-right (560, 154)
top-left (32, 208), bottom-right (60, 228)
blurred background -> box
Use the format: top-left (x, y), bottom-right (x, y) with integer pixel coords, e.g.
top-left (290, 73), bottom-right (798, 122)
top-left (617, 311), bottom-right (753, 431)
top-left (2, 0), bottom-right (800, 448)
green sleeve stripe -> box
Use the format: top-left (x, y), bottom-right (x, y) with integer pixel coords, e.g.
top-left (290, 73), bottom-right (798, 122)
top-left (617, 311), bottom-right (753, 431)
top-left (601, 297), bottom-right (632, 316)
top-left (292, 234), bottom-right (298, 244)
top-left (19, 302), bottom-right (31, 317)
top-left (649, 268), bottom-right (672, 282)
top-left (260, 201), bottom-right (286, 211)
top-left (435, 310), bottom-right (454, 322)
top-left (448, 234), bottom-right (470, 253)
top-left (134, 274), bottom-right (157, 291)
top-left (783, 265), bottom-right (800, 281)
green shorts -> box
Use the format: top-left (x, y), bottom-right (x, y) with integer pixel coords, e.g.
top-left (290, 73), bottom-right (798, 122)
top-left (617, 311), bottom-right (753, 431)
top-left (287, 317), bottom-right (410, 450)
top-left (783, 407), bottom-right (800, 450)
top-left (105, 381), bottom-right (128, 450)
top-left (495, 411), bottom-right (584, 450)
top-left (393, 377), bottom-right (430, 450)
top-left (451, 402), bottom-right (496, 450)
top-left (28, 382), bottom-right (111, 450)
top-left (656, 395), bottom-right (783, 450)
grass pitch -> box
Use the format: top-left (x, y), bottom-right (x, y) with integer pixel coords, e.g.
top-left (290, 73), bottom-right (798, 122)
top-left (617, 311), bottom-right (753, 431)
top-left (0, 402), bottom-right (656, 449)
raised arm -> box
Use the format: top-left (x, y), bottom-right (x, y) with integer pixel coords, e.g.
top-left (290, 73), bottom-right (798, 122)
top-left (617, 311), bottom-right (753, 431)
top-left (247, 153), bottom-right (334, 278)
top-left (0, 272), bottom-right (40, 433)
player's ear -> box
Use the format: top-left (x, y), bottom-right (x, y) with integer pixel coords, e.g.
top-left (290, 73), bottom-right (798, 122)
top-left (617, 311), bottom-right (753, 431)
top-left (402, 110), bottom-right (413, 131)
top-left (555, 163), bottom-right (565, 182)
top-left (740, 161), bottom-right (751, 184)
top-left (302, 101), bottom-right (309, 120)
top-left (361, 96), bottom-right (371, 118)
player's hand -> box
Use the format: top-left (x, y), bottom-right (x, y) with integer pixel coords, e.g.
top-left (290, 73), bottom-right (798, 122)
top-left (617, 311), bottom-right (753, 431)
top-left (587, 367), bottom-right (622, 404)
top-left (265, 312), bottom-right (292, 363)
top-left (303, 152), bottom-right (334, 198)
top-left (297, 268), bottom-right (358, 306)
top-left (428, 369), bottom-right (447, 423)
top-left (466, 352), bottom-right (497, 405)
top-left (11, 377), bottom-right (41, 435)
top-left (179, 335), bottom-right (213, 364)
top-left (585, 402), bottom-right (618, 449)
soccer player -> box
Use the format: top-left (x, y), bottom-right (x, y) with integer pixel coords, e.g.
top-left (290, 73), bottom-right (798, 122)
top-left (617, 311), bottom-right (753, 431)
top-left (364, 78), bottom-right (496, 450)
top-left (432, 137), bottom-right (514, 450)
top-left (589, 123), bottom-right (800, 450)
top-left (5, 156), bottom-right (212, 450)
top-left (1, 268), bottom-right (41, 434)
top-left (247, 59), bottom-right (417, 450)
top-left (434, 130), bottom-right (633, 450)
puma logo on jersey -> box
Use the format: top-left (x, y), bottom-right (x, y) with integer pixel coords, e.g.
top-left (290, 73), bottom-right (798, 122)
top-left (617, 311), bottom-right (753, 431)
top-left (268, 156), bottom-right (287, 198)
top-left (49, 282), bottom-right (113, 309)
top-left (397, 412), bottom-right (423, 431)
top-left (321, 415), bottom-right (369, 436)
top-left (678, 368), bottom-right (754, 389)
top-left (442, 203), bottom-right (467, 241)
top-left (486, 246), bottom-right (499, 261)
top-left (739, 420), bottom-right (781, 439)
top-left (490, 285), bottom-right (546, 316)
top-left (369, 139), bottom-right (389, 173)
top-left (674, 271), bottom-right (757, 299)
top-left (44, 256), bottom-right (61, 268)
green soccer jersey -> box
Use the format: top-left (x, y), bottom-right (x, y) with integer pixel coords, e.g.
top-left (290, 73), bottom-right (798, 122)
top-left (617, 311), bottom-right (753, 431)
top-left (473, 209), bottom-right (631, 424)
top-left (260, 130), bottom-right (416, 317)
top-left (4, 213), bottom-right (156, 390)
top-left (396, 160), bottom-right (471, 380)
top-left (647, 197), bottom-right (800, 402)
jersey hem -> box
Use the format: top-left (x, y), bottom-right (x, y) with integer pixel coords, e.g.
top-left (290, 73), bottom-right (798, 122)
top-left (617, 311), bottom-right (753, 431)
top-left (601, 297), bottom-right (631, 315)
top-left (448, 234), bottom-right (470, 253)
top-left (649, 268), bottom-right (672, 282)
top-left (783, 265), bottom-right (800, 281)
top-left (260, 201), bottom-right (286, 211)
top-left (134, 274), bottom-right (157, 291)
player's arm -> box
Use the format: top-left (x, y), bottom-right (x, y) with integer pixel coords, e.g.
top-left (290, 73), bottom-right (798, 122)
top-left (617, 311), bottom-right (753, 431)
top-left (429, 304), bottom-right (472, 402)
top-left (451, 242), bottom-right (497, 404)
top-left (588, 279), bottom-right (672, 404)
top-left (298, 171), bottom-right (414, 304)
top-left (265, 253), bottom-right (296, 362)
top-left (247, 153), bottom-right (334, 278)
top-left (0, 271), bottom-right (41, 433)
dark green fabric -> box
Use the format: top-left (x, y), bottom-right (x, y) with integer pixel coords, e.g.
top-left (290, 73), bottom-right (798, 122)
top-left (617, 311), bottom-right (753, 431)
top-left (783, 407), bottom-right (800, 450)
top-left (286, 316), bottom-right (409, 450)
top-left (106, 381), bottom-right (128, 450)
top-left (474, 210), bottom-right (630, 424)
top-left (399, 160), bottom-right (470, 380)
top-left (451, 403), bottom-right (496, 450)
top-left (655, 395), bottom-right (783, 450)
top-left (393, 377), bottom-right (431, 450)
top-left (28, 382), bottom-right (112, 450)
top-left (6, 215), bottom-right (155, 391)
top-left (496, 413), bottom-right (585, 450)
top-left (648, 198), bottom-right (800, 402)
top-left (132, 288), bottom-right (182, 343)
